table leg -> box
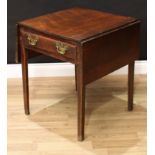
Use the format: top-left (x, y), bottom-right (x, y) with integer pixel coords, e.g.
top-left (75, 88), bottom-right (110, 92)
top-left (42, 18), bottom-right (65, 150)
top-left (75, 64), bottom-right (77, 91)
top-left (21, 41), bottom-right (30, 115)
top-left (128, 62), bottom-right (135, 111)
top-left (77, 65), bottom-right (85, 141)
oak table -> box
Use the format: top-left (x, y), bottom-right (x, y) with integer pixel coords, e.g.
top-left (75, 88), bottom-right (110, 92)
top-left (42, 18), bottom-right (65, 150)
top-left (16, 7), bottom-right (140, 141)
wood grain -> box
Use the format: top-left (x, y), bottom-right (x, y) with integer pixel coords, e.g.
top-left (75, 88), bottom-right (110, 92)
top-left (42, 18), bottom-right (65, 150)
top-left (21, 30), bottom-right (77, 61)
top-left (8, 75), bottom-right (146, 155)
top-left (18, 7), bottom-right (136, 42)
top-left (83, 23), bottom-right (140, 84)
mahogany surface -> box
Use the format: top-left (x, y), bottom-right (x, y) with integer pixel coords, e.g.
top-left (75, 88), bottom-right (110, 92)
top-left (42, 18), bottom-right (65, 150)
top-left (17, 7), bottom-right (141, 141)
top-left (18, 7), bottom-right (137, 42)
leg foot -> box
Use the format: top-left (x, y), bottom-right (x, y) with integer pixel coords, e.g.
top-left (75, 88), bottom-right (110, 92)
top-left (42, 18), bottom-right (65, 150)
top-left (78, 135), bottom-right (84, 141)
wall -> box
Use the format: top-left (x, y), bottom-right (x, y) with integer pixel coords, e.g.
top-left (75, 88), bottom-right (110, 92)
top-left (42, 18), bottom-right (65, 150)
top-left (8, 0), bottom-right (147, 64)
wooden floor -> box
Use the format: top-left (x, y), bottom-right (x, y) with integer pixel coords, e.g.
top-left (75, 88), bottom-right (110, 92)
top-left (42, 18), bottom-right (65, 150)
top-left (7, 75), bottom-right (146, 155)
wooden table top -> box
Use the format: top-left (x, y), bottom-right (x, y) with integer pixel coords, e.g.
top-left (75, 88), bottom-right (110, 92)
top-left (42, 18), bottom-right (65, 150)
top-left (19, 7), bottom-right (137, 42)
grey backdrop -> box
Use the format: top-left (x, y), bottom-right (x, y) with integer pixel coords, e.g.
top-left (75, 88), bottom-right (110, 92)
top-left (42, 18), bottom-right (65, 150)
top-left (8, 0), bottom-right (147, 64)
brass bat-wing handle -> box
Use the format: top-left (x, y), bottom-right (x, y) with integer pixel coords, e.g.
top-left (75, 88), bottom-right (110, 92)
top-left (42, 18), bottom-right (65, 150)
top-left (27, 34), bottom-right (39, 46)
top-left (56, 42), bottom-right (68, 55)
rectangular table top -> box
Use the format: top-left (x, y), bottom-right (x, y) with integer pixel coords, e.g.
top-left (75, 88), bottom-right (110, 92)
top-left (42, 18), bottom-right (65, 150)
top-left (19, 7), bottom-right (137, 42)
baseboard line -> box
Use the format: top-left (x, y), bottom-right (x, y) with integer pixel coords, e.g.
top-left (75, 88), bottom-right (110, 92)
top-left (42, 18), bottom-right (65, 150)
top-left (7, 61), bottom-right (147, 78)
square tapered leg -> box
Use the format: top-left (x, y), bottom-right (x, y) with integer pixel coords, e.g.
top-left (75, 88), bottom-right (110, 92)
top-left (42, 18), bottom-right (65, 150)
top-left (128, 62), bottom-right (135, 111)
top-left (21, 41), bottom-right (30, 115)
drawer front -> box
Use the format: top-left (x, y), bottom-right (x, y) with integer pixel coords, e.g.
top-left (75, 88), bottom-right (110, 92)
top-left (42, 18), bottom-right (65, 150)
top-left (21, 30), bottom-right (76, 60)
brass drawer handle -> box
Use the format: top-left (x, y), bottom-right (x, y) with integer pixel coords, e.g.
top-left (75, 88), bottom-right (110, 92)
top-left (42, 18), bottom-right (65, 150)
top-left (56, 42), bottom-right (68, 55)
top-left (27, 34), bottom-right (39, 46)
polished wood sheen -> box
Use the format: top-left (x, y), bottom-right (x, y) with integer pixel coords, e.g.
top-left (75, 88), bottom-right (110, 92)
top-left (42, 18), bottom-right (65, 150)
top-left (16, 7), bottom-right (141, 141)
top-left (22, 30), bottom-right (76, 60)
top-left (18, 7), bottom-right (137, 42)
top-left (7, 75), bottom-right (146, 155)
